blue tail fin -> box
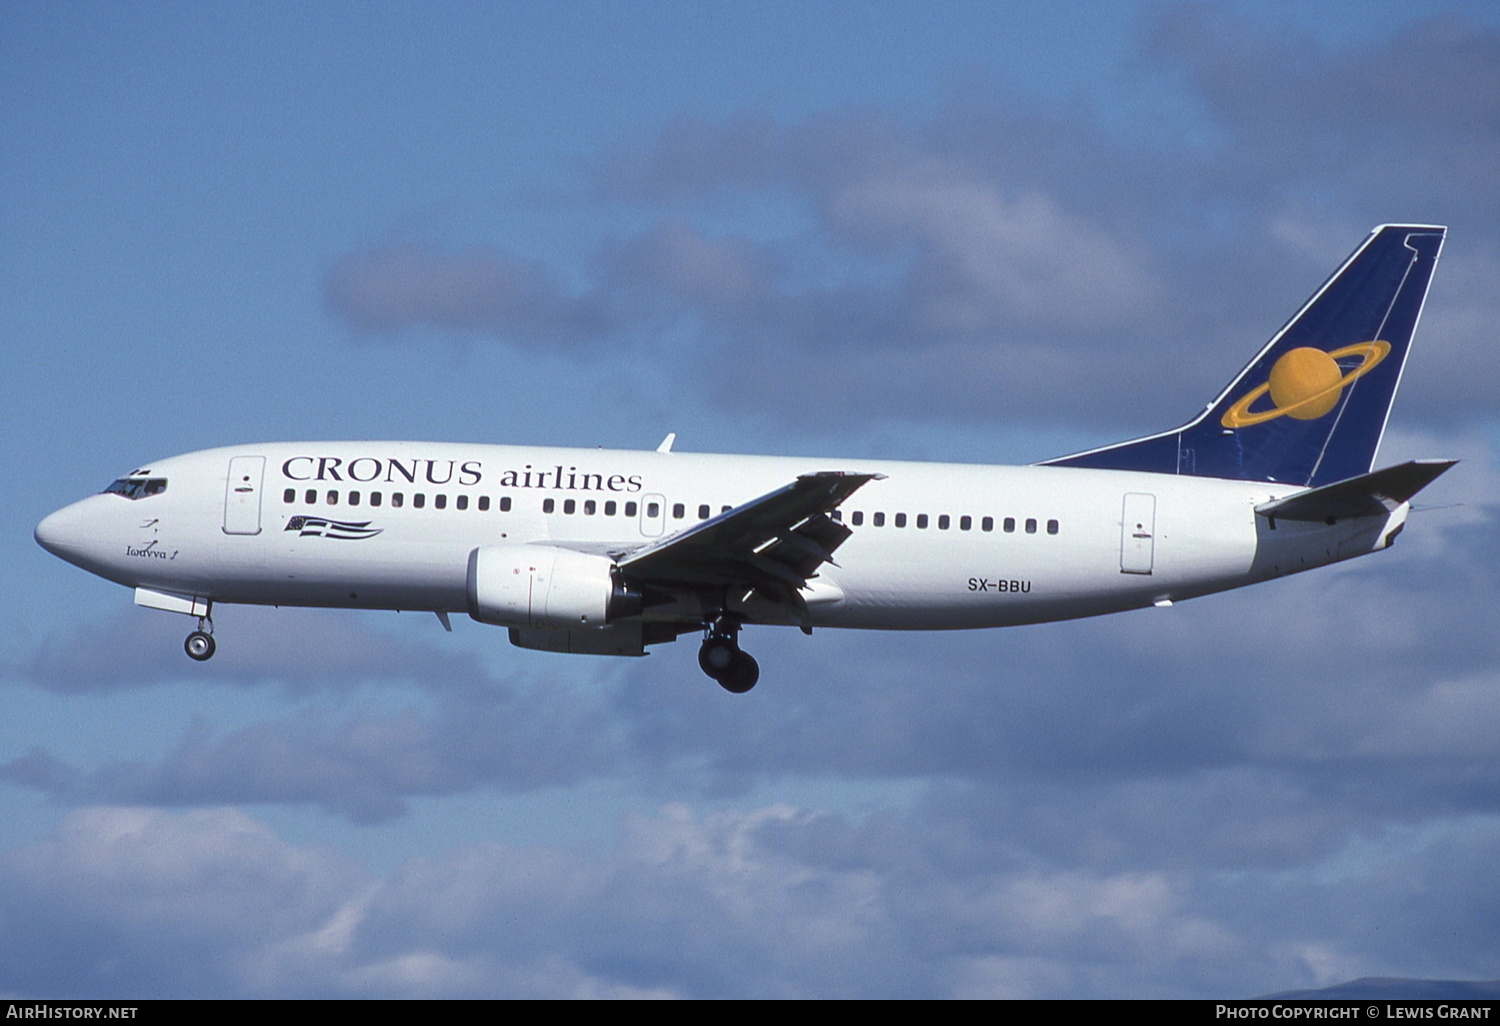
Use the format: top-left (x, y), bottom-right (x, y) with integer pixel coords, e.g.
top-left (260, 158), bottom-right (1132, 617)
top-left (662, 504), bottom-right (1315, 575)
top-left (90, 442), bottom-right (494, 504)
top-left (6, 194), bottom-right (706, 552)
top-left (1044, 224), bottom-right (1446, 487)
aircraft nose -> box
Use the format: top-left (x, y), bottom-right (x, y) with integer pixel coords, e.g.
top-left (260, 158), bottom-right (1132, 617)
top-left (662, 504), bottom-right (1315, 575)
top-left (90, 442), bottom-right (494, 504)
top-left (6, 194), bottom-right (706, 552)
top-left (35, 501), bottom-right (94, 565)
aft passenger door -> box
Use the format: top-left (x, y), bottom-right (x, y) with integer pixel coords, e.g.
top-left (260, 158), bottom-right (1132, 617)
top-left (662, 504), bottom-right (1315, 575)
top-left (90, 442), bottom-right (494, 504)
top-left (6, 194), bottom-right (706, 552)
top-left (1120, 492), bottom-right (1156, 575)
top-left (223, 455), bottom-right (265, 535)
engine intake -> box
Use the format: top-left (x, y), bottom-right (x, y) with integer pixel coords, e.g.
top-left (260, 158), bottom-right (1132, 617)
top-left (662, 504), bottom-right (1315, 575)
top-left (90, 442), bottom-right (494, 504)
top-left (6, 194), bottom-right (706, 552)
top-left (466, 545), bottom-right (641, 629)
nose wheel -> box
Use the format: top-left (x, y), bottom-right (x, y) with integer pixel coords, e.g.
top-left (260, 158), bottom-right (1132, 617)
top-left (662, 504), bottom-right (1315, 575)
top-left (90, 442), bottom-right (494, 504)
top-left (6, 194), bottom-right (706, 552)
top-left (184, 618), bottom-right (216, 661)
top-left (698, 621), bottom-right (758, 693)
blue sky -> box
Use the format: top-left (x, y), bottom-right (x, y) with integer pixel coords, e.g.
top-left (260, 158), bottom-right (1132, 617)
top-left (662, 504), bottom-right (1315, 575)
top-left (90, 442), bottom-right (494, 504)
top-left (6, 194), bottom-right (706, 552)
top-left (6, 0), bottom-right (1500, 998)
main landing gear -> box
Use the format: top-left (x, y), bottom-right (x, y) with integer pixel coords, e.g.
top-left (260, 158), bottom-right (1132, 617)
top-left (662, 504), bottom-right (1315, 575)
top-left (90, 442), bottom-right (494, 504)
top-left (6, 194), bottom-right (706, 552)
top-left (698, 619), bottom-right (759, 693)
top-left (184, 617), bottom-right (216, 661)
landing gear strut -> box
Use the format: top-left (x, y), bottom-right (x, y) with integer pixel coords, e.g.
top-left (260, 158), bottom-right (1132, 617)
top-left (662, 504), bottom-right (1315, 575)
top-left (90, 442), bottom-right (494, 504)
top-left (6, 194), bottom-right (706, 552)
top-left (184, 616), bottom-right (215, 661)
top-left (698, 619), bottom-right (758, 693)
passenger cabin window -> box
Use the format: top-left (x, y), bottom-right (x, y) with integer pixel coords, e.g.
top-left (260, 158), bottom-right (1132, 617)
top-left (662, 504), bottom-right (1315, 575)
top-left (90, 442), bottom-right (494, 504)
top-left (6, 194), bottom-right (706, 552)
top-left (305, 489), bottom-right (317, 504)
top-left (873, 512), bottom-right (886, 527)
top-left (477, 496), bottom-right (489, 511)
top-left (981, 516), bottom-right (994, 532)
top-left (960, 515), bottom-right (971, 531)
top-left (626, 502), bottom-right (639, 517)
top-left (1025, 518), bottom-right (1037, 534)
top-left (672, 503), bottom-right (685, 519)
top-left (938, 515), bottom-right (950, 530)
top-left (916, 514), bottom-right (928, 529)
top-left (645, 502), bottom-right (659, 518)
top-left (605, 501), bottom-right (617, 516)
top-left (851, 511), bottom-right (863, 526)
top-left (543, 498), bottom-right (555, 514)
top-left (103, 478), bottom-right (168, 500)
top-left (391, 493), bottom-right (404, 508)
top-left (349, 491), bottom-right (361, 506)
top-left (564, 499), bottom-right (576, 514)
top-left (895, 513), bottom-right (907, 528)
top-left (500, 496), bottom-right (512, 512)
top-left (327, 490), bottom-right (338, 505)
top-left (1047, 519), bottom-right (1059, 535)
top-left (456, 495), bottom-right (467, 510)
top-left (434, 494), bottom-right (446, 509)
top-left (1003, 517), bottom-right (1015, 533)
top-left (370, 492), bottom-right (383, 507)
top-left (283, 488), bottom-right (295, 503)
top-left (585, 500), bottom-right (596, 515)
top-left (413, 494), bottom-right (425, 509)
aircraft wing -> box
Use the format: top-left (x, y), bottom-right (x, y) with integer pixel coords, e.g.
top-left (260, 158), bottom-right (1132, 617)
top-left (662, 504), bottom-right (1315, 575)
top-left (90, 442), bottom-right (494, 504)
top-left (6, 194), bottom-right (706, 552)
top-left (1255, 459), bottom-right (1457, 522)
top-left (614, 471), bottom-right (882, 622)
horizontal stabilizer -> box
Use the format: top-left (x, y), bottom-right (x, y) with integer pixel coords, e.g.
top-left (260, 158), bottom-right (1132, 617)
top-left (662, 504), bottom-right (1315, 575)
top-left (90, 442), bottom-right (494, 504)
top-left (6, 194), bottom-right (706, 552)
top-left (1255, 459), bottom-right (1457, 522)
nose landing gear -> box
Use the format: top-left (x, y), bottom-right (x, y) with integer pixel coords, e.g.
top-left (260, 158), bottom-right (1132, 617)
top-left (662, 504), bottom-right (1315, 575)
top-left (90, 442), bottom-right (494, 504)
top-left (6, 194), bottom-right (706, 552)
top-left (184, 617), bottom-right (215, 661)
top-left (698, 619), bottom-right (758, 693)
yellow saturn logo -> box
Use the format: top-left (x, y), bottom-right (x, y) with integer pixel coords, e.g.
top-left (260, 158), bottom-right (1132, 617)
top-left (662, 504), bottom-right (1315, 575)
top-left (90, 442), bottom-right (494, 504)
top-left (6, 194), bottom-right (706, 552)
top-left (1220, 342), bottom-right (1390, 428)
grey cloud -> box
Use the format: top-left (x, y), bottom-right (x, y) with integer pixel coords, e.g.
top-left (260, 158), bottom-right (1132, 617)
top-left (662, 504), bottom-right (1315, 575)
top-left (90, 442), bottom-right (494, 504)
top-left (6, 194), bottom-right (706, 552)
top-left (322, 12), bottom-right (1500, 430)
top-left (1151, 8), bottom-right (1500, 222)
top-left (6, 608), bottom-right (626, 821)
top-left (237, 801), bottom-right (1254, 997)
top-left (606, 13), bottom-right (1500, 428)
top-left (16, 605), bottom-right (484, 695)
top-left (64, 682), bottom-right (625, 822)
top-left (324, 241), bottom-right (608, 343)
top-left (916, 773), bottom-right (1365, 876)
top-left (10, 802), bottom-right (1500, 997)
top-left (1380, 246), bottom-right (1500, 422)
top-left (1202, 821), bottom-right (1500, 988)
top-left (0, 807), bottom-right (358, 998)
top-left (600, 219), bottom-right (776, 312)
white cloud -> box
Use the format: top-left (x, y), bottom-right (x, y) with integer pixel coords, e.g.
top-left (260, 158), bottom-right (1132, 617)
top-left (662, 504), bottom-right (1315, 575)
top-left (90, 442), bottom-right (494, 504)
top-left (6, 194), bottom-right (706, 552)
top-left (830, 179), bottom-right (1159, 330)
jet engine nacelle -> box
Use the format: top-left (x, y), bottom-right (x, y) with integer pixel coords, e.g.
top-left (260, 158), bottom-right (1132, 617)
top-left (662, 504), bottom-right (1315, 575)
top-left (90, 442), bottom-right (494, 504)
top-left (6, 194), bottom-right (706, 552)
top-left (466, 545), bottom-right (642, 629)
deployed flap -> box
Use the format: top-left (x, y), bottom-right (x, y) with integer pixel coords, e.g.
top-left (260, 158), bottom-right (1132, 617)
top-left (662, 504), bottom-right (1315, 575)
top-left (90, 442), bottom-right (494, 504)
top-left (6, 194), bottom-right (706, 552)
top-left (1255, 459), bottom-right (1456, 522)
top-left (616, 472), bottom-right (882, 612)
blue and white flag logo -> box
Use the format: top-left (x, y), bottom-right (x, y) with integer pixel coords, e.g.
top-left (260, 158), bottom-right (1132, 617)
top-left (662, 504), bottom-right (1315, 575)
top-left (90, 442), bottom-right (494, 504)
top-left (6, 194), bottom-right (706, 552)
top-left (284, 516), bottom-right (382, 540)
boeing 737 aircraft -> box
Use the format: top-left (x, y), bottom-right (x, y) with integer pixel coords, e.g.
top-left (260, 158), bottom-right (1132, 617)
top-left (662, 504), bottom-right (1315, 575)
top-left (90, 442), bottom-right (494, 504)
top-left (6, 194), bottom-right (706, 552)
top-left (36, 225), bottom-right (1454, 692)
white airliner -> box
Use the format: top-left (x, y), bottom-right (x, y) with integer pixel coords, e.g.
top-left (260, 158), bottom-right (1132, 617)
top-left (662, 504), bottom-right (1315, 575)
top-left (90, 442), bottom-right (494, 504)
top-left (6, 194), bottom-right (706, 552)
top-left (36, 225), bottom-right (1454, 692)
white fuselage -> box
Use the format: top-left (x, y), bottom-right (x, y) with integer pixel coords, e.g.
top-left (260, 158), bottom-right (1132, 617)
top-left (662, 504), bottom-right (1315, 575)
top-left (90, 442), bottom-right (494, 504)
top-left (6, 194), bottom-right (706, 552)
top-left (35, 441), bottom-right (1405, 634)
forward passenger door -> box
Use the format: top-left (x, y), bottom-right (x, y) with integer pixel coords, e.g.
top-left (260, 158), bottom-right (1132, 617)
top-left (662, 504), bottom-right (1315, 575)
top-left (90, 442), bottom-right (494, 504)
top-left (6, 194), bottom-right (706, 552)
top-left (223, 456), bottom-right (265, 535)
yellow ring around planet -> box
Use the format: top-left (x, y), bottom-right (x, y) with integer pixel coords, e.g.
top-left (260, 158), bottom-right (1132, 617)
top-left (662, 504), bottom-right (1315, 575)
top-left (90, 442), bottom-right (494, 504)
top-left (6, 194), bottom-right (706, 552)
top-left (1220, 341), bottom-right (1391, 429)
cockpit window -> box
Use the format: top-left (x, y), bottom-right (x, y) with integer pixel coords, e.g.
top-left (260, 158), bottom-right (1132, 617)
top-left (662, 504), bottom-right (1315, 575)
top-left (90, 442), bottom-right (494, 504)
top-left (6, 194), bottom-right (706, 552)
top-left (103, 477), bottom-right (168, 500)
